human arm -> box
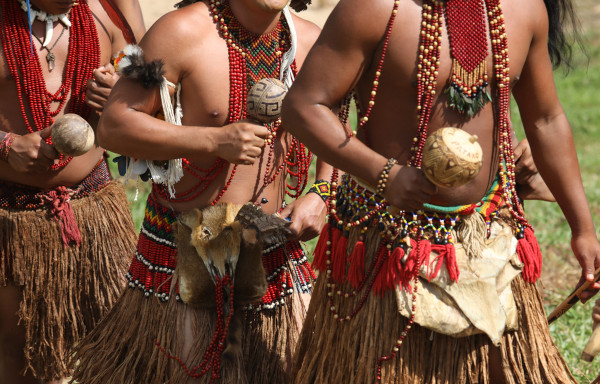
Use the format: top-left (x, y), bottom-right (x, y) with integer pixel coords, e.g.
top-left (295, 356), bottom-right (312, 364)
top-left (0, 128), bottom-right (59, 173)
top-left (86, 64), bottom-right (119, 112)
top-left (86, 0), bottom-right (146, 112)
top-left (97, 9), bottom-right (269, 164)
top-left (513, 137), bottom-right (555, 202)
top-left (282, 0), bottom-right (435, 212)
top-left (109, 0), bottom-right (146, 43)
top-left (513, 0), bottom-right (600, 301)
top-left (280, 158), bottom-right (334, 242)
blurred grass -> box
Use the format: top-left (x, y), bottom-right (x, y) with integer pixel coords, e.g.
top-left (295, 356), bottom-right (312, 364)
top-left (114, 2), bottom-right (600, 381)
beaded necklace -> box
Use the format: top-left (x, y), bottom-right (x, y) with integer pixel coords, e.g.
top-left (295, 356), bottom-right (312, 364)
top-left (327, 0), bottom-right (528, 380)
top-left (1, 0), bottom-right (99, 170)
top-left (154, 0), bottom-right (311, 205)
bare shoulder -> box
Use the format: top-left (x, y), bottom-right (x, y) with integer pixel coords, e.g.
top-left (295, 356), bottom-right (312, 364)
top-left (503, 0), bottom-right (548, 36)
top-left (138, 2), bottom-right (216, 71)
top-left (291, 13), bottom-right (321, 47)
top-left (316, 0), bottom-right (395, 50)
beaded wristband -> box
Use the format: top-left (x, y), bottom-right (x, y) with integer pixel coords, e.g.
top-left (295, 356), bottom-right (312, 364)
top-left (0, 133), bottom-right (16, 162)
top-left (376, 158), bottom-right (398, 195)
top-left (307, 179), bottom-right (331, 202)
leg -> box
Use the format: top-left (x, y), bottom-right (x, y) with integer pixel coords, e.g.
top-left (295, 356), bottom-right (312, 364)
top-left (488, 345), bottom-right (508, 384)
top-left (0, 284), bottom-right (38, 384)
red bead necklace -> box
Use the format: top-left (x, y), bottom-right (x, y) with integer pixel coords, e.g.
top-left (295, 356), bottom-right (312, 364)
top-left (155, 0), bottom-right (311, 205)
top-left (0, 0), bottom-right (99, 170)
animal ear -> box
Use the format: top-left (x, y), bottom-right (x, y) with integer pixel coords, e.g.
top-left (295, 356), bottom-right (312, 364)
top-left (241, 224), bottom-right (260, 247)
top-left (179, 208), bottom-right (203, 230)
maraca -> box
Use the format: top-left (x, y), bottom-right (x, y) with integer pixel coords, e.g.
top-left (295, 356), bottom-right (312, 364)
top-left (246, 78), bottom-right (287, 123)
top-left (51, 113), bottom-right (95, 157)
top-left (422, 127), bottom-right (483, 188)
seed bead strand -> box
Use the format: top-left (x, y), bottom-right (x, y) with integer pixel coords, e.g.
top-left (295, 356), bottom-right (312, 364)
top-left (1, 1), bottom-right (99, 170)
top-left (411, 0), bottom-right (443, 169)
top-left (486, 0), bottom-right (527, 226)
top-left (355, 0), bottom-right (400, 143)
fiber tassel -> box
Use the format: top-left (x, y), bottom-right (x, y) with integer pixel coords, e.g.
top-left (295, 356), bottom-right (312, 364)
top-left (401, 239), bottom-right (419, 291)
top-left (44, 187), bottom-right (82, 246)
top-left (59, 201), bottom-right (82, 246)
top-left (347, 241), bottom-right (366, 289)
top-left (311, 223), bottom-right (330, 272)
top-left (429, 243), bottom-right (460, 282)
top-left (445, 243), bottom-right (459, 282)
top-left (393, 246), bottom-right (411, 289)
top-left (517, 235), bottom-right (535, 283)
top-left (417, 239), bottom-right (432, 278)
top-left (373, 247), bottom-right (391, 296)
top-left (516, 227), bottom-right (542, 283)
top-left (384, 246), bottom-right (404, 291)
top-left (332, 232), bottom-right (349, 283)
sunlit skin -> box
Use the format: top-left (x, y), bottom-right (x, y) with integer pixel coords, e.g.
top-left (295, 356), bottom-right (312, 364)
top-left (98, 0), bottom-right (332, 242)
top-left (282, 0), bottom-right (600, 381)
top-left (96, 1), bottom-right (330, 376)
top-left (0, 1), bottom-right (145, 383)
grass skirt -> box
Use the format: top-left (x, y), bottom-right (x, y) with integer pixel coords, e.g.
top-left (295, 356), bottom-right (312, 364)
top-left (294, 239), bottom-right (576, 384)
top-left (71, 273), bottom-right (307, 383)
top-left (0, 180), bottom-right (137, 381)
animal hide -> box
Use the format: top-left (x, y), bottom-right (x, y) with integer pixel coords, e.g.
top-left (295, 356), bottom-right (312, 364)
top-left (176, 202), bottom-right (293, 306)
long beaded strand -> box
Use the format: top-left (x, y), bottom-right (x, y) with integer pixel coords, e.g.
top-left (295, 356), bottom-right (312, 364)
top-left (0, 0), bottom-right (99, 170)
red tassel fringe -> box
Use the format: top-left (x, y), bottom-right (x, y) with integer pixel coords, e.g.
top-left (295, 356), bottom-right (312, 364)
top-left (311, 223), bottom-right (330, 272)
top-left (430, 244), bottom-right (460, 282)
top-left (45, 187), bottom-right (82, 247)
top-left (347, 241), bottom-right (366, 289)
top-left (517, 227), bottom-right (542, 283)
top-left (373, 247), bottom-right (391, 296)
top-left (332, 229), bottom-right (347, 283)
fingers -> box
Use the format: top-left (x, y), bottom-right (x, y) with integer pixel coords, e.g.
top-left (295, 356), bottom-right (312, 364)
top-left (251, 124), bottom-right (270, 140)
top-left (93, 66), bottom-right (118, 88)
top-left (38, 126), bottom-right (53, 140)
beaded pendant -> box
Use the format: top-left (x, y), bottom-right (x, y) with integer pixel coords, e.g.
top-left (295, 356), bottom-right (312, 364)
top-left (445, 0), bottom-right (492, 117)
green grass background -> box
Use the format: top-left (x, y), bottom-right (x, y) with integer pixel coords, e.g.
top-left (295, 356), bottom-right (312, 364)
top-left (111, 2), bottom-right (600, 381)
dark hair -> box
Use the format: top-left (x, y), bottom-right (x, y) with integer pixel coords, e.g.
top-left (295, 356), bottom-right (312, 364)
top-left (544, 0), bottom-right (583, 69)
top-left (174, 0), bottom-right (200, 9)
top-left (290, 0), bottom-right (312, 12)
top-left (175, 0), bottom-right (311, 11)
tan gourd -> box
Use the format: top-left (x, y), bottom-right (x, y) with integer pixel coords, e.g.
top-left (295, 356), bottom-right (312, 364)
top-left (246, 78), bottom-right (287, 123)
top-left (51, 113), bottom-right (95, 157)
top-left (422, 127), bottom-right (483, 188)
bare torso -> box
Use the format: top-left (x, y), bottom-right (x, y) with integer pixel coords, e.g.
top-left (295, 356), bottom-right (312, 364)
top-left (146, 2), bottom-right (318, 214)
top-left (0, 0), bottom-right (130, 188)
top-left (353, 0), bottom-right (533, 206)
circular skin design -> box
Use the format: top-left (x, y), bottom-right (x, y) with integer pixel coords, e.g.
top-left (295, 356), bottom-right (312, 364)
top-left (51, 113), bottom-right (95, 157)
top-left (246, 78), bottom-right (287, 123)
top-left (422, 127), bottom-right (483, 188)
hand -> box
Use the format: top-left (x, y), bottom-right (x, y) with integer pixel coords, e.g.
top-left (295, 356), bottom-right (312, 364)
top-left (7, 128), bottom-right (59, 173)
top-left (279, 193), bottom-right (327, 242)
top-left (514, 138), bottom-right (555, 202)
top-left (514, 138), bottom-right (538, 183)
top-left (86, 64), bottom-right (119, 112)
top-left (213, 121), bottom-right (269, 165)
top-left (572, 233), bottom-right (600, 303)
top-left (383, 165), bottom-right (437, 211)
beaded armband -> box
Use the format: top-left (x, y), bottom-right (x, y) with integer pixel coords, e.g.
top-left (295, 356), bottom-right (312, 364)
top-left (308, 179), bottom-right (331, 202)
top-left (0, 133), bottom-right (16, 162)
top-left (375, 158), bottom-right (397, 195)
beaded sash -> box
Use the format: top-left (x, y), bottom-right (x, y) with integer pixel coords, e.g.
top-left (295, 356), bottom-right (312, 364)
top-left (0, 160), bottom-right (110, 210)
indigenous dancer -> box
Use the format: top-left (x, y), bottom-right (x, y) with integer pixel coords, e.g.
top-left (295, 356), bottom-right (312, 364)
top-left (0, 0), bottom-right (144, 383)
top-left (282, 0), bottom-right (600, 382)
top-left (71, 0), bottom-right (331, 383)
